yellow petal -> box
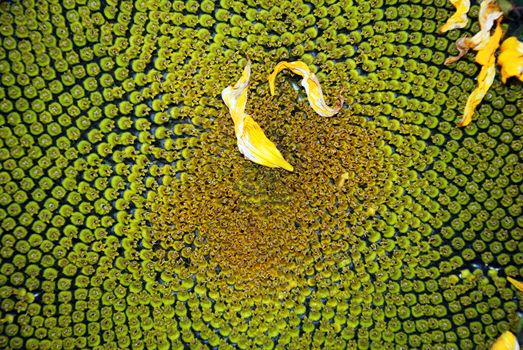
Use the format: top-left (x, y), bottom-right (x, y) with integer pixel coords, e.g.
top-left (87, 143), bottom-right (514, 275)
top-left (221, 60), bottom-right (251, 129)
top-left (222, 61), bottom-right (293, 171)
top-left (500, 36), bottom-right (523, 54)
top-left (507, 276), bottom-right (523, 292)
top-left (445, 0), bottom-right (503, 64)
top-left (498, 36), bottom-right (523, 83)
top-left (458, 56), bottom-right (496, 127)
top-left (439, 0), bottom-right (470, 33)
top-left (491, 331), bottom-right (519, 350)
top-left (476, 0), bottom-right (503, 46)
top-left (475, 19), bottom-right (503, 66)
top-left (237, 115), bottom-right (293, 171)
top-left (268, 61), bottom-right (342, 117)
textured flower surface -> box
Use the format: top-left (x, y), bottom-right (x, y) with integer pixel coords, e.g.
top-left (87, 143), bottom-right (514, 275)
top-left (0, 0), bottom-right (522, 349)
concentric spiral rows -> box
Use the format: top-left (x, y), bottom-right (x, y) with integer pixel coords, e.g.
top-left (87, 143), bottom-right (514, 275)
top-left (0, 0), bottom-right (521, 349)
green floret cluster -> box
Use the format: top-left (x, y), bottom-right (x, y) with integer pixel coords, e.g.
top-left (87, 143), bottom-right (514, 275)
top-left (0, 0), bottom-right (522, 349)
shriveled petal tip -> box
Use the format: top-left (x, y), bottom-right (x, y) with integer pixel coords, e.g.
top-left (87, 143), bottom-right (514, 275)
top-left (478, 0), bottom-right (503, 32)
top-left (439, 0), bottom-right (470, 33)
top-left (445, 37), bottom-right (474, 65)
top-left (507, 276), bottom-right (523, 292)
top-left (268, 61), bottom-right (342, 117)
top-left (491, 331), bottom-right (519, 350)
top-left (472, 0), bottom-right (503, 49)
top-left (498, 36), bottom-right (523, 83)
top-left (475, 20), bottom-right (503, 66)
top-left (237, 115), bottom-right (293, 171)
top-left (458, 56), bottom-right (496, 127)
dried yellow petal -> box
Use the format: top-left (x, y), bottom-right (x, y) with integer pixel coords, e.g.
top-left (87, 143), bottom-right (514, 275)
top-left (491, 331), bottom-right (519, 350)
top-left (445, 0), bottom-right (503, 65)
top-left (498, 36), bottom-right (523, 83)
top-left (222, 61), bottom-right (293, 171)
top-left (458, 56), bottom-right (496, 127)
top-left (236, 115), bottom-right (294, 171)
top-left (221, 60), bottom-right (251, 130)
top-left (439, 0), bottom-right (470, 33)
top-left (268, 61), bottom-right (343, 117)
top-left (475, 19), bottom-right (503, 66)
top-left (473, 0), bottom-right (503, 48)
top-left (507, 276), bottom-right (523, 292)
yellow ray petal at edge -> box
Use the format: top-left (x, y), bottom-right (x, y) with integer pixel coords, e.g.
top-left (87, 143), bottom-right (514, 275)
top-left (268, 61), bottom-right (342, 117)
top-left (507, 276), bottom-right (523, 292)
top-left (491, 331), bottom-right (519, 350)
top-left (498, 36), bottom-right (523, 83)
top-left (458, 56), bottom-right (496, 127)
top-left (439, 0), bottom-right (470, 33)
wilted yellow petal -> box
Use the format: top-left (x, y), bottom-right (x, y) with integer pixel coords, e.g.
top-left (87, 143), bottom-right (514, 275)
top-left (475, 0), bottom-right (503, 48)
top-left (507, 276), bottom-right (523, 292)
top-left (222, 61), bottom-right (293, 171)
top-left (268, 61), bottom-right (342, 117)
top-left (439, 0), bottom-right (470, 33)
top-left (237, 115), bottom-right (293, 171)
top-left (445, 0), bottom-right (503, 65)
top-left (475, 19), bottom-right (503, 66)
top-left (458, 56), bottom-right (496, 127)
top-left (498, 36), bottom-right (523, 83)
top-left (491, 331), bottom-right (519, 350)
top-left (221, 60), bottom-right (251, 129)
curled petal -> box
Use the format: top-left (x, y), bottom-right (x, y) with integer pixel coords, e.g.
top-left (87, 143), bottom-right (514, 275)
top-left (439, 0), bottom-right (470, 33)
top-left (268, 61), bottom-right (343, 117)
top-left (445, 37), bottom-right (475, 64)
top-left (222, 61), bottom-right (293, 171)
top-left (507, 276), bottom-right (523, 292)
top-left (458, 56), bottom-right (496, 127)
top-left (237, 115), bottom-right (293, 171)
top-left (475, 19), bottom-right (503, 66)
top-left (445, 0), bottom-right (503, 64)
top-left (221, 60), bottom-right (251, 129)
top-left (498, 36), bottom-right (523, 83)
top-left (475, 0), bottom-right (503, 50)
top-left (491, 331), bottom-right (519, 350)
